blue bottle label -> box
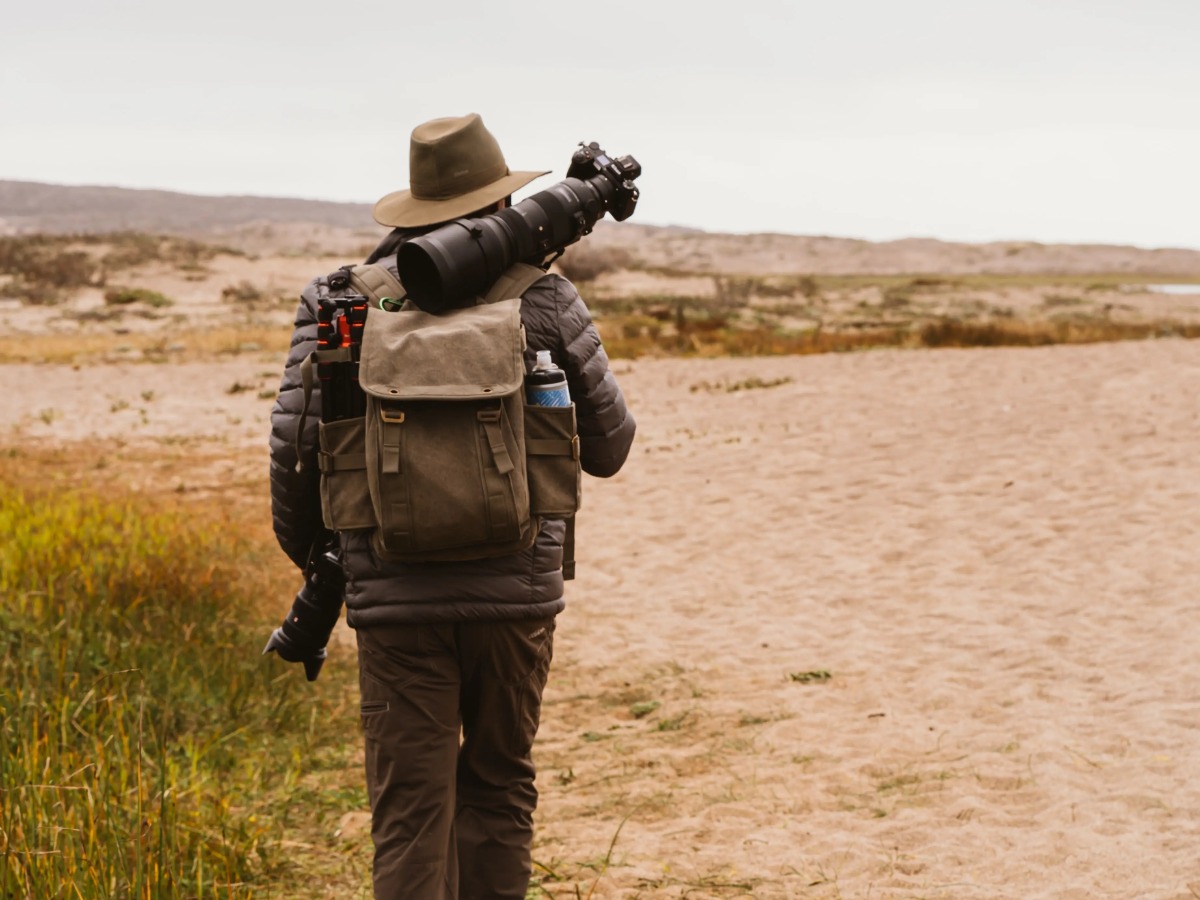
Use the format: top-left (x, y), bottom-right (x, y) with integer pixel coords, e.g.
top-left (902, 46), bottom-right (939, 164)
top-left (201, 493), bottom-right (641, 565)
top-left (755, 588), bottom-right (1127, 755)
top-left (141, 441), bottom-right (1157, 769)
top-left (526, 383), bottom-right (572, 407)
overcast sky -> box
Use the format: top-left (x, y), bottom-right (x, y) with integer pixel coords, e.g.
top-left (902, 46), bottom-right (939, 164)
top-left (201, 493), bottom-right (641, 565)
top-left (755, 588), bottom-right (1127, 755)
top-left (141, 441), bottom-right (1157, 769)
top-left (3, 0), bottom-right (1197, 248)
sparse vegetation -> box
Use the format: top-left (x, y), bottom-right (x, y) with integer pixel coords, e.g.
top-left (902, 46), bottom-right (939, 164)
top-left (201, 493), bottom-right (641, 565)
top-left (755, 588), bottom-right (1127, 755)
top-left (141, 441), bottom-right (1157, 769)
top-left (221, 280), bottom-right (289, 307)
top-left (594, 306), bottom-right (1200, 359)
top-left (629, 701), bottom-right (661, 719)
top-left (554, 243), bottom-right (634, 283)
top-left (0, 481), bottom-right (363, 897)
top-left (105, 286), bottom-right (174, 307)
top-left (0, 326), bottom-right (290, 365)
top-left (1, 228), bottom-right (1197, 364)
top-left (690, 376), bottom-right (794, 393)
top-left (788, 669), bottom-right (832, 684)
top-left (0, 232), bottom-right (242, 306)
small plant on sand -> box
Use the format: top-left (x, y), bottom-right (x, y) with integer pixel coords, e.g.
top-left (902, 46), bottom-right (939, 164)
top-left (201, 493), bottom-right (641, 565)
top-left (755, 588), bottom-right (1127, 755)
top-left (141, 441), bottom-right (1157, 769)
top-left (104, 286), bottom-right (174, 308)
top-left (690, 375), bottom-right (794, 393)
top-left (629, 700), bottom-right (661, 719)
top-left (788, 669), bottom-right (832, 684)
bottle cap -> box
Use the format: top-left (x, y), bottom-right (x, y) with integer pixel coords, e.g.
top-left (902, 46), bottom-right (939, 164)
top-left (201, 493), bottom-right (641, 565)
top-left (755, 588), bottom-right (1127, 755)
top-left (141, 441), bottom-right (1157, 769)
top-left (535, 350), bottom-right (553, 369)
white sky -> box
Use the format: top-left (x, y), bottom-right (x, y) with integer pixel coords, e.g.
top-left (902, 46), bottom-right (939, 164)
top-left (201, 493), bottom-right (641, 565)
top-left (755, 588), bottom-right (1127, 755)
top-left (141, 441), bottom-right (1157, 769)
top-left (3, 0), bottom-right (1197, 248)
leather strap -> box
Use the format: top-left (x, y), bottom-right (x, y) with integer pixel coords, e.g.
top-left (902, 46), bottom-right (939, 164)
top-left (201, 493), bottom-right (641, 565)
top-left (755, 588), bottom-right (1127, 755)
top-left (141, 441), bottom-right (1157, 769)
top-left (317, 451), bottom-right (366, 474)
top-left (563, 517), bottom-right (576, 581)
top-left (349, 264), bottom-right (406, 305)
top-left (482, 262), bottom-right (548, 306)
top-left (526, 437), bottom-right (579, 459)
top-left (477, 408), bottom-right (515, 474)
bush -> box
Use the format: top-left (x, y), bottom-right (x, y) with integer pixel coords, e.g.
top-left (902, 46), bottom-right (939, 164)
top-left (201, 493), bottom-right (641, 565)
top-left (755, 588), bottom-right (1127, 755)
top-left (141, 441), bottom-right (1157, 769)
top-left (0, 236), bottom-right (100, 304)
top-left (104, 286), bottom-right (174, 307)
top-left (221, 280), bottom-right (266, 304)
top-left (555, 243), bottom-right (634, 283)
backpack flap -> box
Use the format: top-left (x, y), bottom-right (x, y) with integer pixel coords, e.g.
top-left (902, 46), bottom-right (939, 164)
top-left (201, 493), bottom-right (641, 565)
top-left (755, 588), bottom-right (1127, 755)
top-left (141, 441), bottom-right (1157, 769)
top-left (358, 299), bottom-right (533, 560)
top-left (359, 298), bottom-right (525, 400)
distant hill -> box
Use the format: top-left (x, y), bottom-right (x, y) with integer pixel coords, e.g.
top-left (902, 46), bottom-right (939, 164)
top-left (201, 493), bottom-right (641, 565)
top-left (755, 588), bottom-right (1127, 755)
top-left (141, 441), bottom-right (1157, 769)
top-left (3, 179), bottom-right (1199, 276)
top-left (0, 180), bottom-right (373, 235)
top-left (588, 224), bottom-right (1200, 276)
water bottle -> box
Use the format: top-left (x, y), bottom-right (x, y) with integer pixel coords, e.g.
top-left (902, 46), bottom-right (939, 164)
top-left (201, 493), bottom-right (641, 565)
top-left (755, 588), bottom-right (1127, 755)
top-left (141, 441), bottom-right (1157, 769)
top-left (525, 350), bottom-right (571, 407)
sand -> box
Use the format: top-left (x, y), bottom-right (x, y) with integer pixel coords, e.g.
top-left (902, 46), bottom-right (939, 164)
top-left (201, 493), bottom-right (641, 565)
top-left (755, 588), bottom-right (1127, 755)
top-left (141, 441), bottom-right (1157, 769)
top-left (5, 337), bottom-right (1200, 898)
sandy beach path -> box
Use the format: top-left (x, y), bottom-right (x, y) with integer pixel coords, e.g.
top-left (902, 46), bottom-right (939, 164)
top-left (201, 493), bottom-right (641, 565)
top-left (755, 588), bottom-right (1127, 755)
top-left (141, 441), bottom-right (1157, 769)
top-left (534, 339), bottom-right (1200, 898)
top-left (3, 338), bottom-right (1198, 898)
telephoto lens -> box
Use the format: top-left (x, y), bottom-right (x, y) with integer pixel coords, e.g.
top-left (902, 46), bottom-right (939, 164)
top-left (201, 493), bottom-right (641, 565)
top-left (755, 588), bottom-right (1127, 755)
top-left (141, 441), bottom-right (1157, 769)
top-left (263, 536), bottom-right (344, 681)
top-left (397, 141), bottom-right (641, 313)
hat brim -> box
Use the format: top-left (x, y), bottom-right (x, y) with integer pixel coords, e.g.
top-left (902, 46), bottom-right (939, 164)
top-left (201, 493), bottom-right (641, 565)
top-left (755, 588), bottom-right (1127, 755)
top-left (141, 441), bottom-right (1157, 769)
top-left (373, 169), bottom-right (551, 228)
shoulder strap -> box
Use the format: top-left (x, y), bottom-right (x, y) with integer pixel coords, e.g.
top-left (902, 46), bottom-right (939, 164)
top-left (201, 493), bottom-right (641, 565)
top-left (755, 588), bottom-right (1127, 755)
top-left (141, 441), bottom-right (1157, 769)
top-left (483, 262), bottom-right (548, 305)
top-left (563, 517), bottom-right (576, 581)
top-left (349, 264), bottom-right (405, 305)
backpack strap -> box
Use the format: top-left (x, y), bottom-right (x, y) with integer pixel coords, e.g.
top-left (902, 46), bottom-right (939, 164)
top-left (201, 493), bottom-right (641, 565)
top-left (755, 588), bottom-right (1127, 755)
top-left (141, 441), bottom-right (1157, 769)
top-left (563, 517), bottom-right (576, 581)
top-left (348, 263), bottom-right (406, 306)
top-left (482, 262), bottom-right (548, 305)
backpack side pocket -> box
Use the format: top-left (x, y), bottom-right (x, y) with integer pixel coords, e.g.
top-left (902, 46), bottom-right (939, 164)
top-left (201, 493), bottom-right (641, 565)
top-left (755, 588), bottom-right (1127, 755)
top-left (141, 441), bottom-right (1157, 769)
top-left (525, 403), bottom-right (581, 518)
top-left (318, 416), bottom-right (376, 531)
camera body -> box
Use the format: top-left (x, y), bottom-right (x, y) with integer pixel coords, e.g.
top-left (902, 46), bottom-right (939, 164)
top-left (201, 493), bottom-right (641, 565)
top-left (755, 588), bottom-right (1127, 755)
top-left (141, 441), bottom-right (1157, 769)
top-left (263, 534), bottom-right (344, 681)
top-left (566, 142), bottom-right (641, 222)
top-left (397, 141), bottom-right (642, 312)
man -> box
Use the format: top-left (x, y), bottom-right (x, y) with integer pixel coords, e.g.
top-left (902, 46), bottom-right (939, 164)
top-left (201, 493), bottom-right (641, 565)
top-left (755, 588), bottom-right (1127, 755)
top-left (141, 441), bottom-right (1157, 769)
top-left (268, 113), bottom-right (636, 899)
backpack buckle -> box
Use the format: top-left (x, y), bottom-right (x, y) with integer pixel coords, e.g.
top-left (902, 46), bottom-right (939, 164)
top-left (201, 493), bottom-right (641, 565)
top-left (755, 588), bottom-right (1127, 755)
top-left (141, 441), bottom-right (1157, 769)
top-left (380, 406), bottom-right (405, 424)
top-left (476, 408), bottom-right (501, 423)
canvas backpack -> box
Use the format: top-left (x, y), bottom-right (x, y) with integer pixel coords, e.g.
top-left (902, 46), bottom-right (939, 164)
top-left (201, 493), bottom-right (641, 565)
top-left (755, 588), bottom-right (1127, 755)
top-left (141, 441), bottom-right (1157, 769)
top-left (302, 261), bottom-right (581, 573)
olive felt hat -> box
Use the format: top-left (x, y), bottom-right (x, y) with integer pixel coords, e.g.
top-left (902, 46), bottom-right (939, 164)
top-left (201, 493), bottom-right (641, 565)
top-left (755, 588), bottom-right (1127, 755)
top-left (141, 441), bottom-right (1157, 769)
top-left (372, 113), bottom-right (550, 228)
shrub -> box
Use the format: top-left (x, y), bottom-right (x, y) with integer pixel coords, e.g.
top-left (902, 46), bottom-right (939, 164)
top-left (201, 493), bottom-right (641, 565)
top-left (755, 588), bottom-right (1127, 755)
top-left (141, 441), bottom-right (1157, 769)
top-left (221, 280), bottom-right (266, 304)
top-left (555, 243), bottom-right (634, 283)
top-left (104, 286), bottom-right (174, 307)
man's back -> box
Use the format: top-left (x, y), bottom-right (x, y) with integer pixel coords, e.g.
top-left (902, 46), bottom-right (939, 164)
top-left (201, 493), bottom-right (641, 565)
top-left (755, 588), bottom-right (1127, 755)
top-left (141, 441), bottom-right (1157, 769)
top-left (265, 112), bottom-right (635, 899)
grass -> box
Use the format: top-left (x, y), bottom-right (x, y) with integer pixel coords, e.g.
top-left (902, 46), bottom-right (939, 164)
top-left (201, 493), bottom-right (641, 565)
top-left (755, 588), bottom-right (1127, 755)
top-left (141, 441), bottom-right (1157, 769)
top-left (596, 312), bottom-right (1200, 359)
top-left (0, 326), bottom-right (291, 365)
top-left (5, 230), bottom-right (1199, 365)
top-left (104, 287), bottom-right (175, 308)
top-left (0, 478), bottom-right (366, 897)
top-left (788, 669), bottom-right (832, 684)
top-left (0, 233), bottom-right (243, 307)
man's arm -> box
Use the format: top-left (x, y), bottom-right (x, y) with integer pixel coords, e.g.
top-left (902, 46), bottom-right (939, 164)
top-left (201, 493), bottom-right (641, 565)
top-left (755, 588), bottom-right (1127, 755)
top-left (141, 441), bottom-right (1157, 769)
top-left (268, 277), bottom-right (325, 569)
top-left (549, 275), bottom-right (636, 478)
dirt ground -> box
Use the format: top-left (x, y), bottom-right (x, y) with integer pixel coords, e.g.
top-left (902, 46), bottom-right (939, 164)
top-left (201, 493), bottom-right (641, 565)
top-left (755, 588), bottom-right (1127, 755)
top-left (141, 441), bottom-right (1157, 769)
top-left (6, 226), bottom-right (1200, 896)
top-left (6, 330), bottom-right (1200, 898)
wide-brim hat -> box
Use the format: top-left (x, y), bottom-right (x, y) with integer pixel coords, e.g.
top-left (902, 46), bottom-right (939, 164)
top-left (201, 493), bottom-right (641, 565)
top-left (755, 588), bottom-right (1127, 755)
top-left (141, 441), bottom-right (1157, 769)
top-left (373, 113), bottom-right (549, 228)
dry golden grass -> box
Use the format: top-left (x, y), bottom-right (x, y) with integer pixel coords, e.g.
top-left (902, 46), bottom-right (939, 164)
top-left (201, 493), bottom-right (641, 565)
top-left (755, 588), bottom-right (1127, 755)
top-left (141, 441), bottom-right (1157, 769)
top-left (0, 443), bottom-right (373, 899)
top-left (596, 312), bottom-right (1200, 359)
top-left (0, 326), bottom-right (291, 364)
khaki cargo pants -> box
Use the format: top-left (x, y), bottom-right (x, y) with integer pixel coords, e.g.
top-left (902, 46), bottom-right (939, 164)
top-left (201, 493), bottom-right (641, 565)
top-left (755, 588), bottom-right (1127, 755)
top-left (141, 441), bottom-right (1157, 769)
top-left (356, 617), bottom-right (556, 900)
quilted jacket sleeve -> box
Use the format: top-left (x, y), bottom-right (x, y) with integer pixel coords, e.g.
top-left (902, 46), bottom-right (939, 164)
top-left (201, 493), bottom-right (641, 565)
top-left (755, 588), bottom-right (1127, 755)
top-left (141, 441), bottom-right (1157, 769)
top-left (268, 277), bottom-right (325, 569)
top-left (551, 276), bottom-right (636, 478)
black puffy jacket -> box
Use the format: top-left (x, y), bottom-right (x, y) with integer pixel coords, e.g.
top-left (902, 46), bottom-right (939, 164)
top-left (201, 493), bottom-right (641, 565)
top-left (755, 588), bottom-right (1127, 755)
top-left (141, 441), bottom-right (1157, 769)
top-left (268, 244), bottom-right (635, 627)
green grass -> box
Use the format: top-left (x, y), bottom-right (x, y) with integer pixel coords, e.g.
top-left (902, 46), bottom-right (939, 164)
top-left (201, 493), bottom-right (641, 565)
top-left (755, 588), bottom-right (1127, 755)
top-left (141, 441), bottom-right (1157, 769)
top-left (104, 286), bottom-right (175, 308)
top-left (0, 483), bottom-right (362, 897)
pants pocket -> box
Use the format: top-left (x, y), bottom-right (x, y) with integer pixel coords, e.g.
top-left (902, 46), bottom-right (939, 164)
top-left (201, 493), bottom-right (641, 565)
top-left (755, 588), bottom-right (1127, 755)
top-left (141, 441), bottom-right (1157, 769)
top-left (492, 617), bottom-right (556, 686)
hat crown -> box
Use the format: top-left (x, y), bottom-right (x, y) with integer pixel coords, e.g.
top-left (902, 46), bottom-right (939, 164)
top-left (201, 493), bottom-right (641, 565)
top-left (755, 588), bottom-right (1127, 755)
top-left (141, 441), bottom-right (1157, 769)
top-left (409, 114), bottom-right (508, 202)
top-left (373, 113), bottom-right (548, 229)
